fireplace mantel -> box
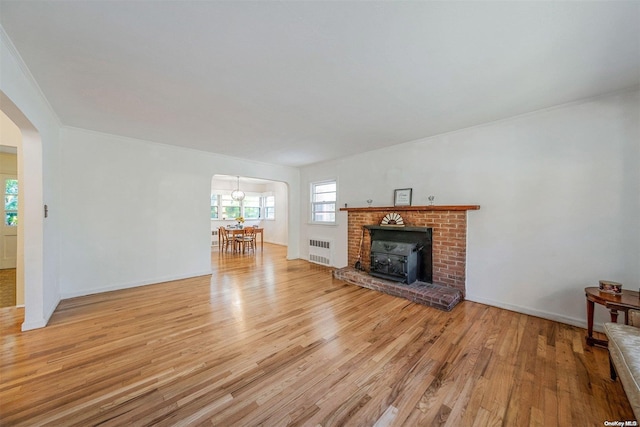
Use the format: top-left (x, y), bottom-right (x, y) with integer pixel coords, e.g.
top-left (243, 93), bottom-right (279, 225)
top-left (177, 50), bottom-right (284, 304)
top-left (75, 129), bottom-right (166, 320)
top-left (340, 205), bottom-right (480, 212)
top-left (364, 225), bottom-right (432, 232)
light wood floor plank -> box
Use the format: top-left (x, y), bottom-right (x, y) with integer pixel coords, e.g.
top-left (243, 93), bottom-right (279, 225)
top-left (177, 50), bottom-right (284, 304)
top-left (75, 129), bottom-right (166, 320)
top-left (0, 244), bottom-right (635, 425)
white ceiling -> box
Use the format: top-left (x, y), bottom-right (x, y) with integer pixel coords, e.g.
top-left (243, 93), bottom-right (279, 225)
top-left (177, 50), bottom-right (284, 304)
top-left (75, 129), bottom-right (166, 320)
top-left (1, 1), bottom-right (638, 167)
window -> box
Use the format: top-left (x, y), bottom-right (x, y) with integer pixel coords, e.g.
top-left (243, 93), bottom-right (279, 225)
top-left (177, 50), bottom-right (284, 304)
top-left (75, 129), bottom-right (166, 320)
top-left (220, 195), bottom-right (241, 219)
top-left (263, 196), bottom-right (275, 220)
top-left (211, 191), bottom-right (275, 220)
top-left (4, 179), bottom-right (18, 226)
top-left (243, 195), bottom-right (261, 219)
top-left (210, 194), bottom-right (219, 219)
top-left (311, 180), bottom-right (336, 223)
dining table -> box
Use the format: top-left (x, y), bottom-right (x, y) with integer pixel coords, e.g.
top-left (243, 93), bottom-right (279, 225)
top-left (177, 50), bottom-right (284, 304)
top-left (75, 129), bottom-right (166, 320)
top-left (219, 227), bottom-right (264, 251)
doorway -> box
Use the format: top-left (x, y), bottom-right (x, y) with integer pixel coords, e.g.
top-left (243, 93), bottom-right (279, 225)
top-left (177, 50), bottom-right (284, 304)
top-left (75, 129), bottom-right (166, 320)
top-left (210, 175), bottom-right (289, 256)
top-left (0, 125), bottom-right (19, 308)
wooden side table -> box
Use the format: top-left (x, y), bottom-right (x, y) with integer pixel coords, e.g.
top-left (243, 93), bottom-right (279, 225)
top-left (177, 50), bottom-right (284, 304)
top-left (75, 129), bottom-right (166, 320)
top-left (585, 286), bottom-right (640, 347)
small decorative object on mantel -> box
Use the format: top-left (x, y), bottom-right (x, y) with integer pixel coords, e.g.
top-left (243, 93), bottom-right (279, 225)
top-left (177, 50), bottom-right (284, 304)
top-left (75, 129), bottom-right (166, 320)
top-left (599, 280), bottom-right (623, 295)
top-left (428, 195), bottom-right (435, 205)
top-left (380, 212), bottom-right (404, 226)
top-left (367, 199), bottom-right (373, 207)
top-left (394, 188), bottom-right (412, 206)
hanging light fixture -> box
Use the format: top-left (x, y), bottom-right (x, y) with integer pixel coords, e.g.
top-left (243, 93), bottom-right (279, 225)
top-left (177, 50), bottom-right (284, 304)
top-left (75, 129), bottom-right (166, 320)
top-left (231, 176), bottom-right (245, 201)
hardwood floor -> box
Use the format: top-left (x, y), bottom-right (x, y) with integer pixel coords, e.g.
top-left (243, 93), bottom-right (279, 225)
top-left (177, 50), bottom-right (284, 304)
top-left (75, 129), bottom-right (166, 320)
top-left (0, 244), bottom-right (635, 426)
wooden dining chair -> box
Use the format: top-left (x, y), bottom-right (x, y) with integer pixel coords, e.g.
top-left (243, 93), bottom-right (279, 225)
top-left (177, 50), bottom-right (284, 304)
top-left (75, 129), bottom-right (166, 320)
top-left (219, 227), bottom-right (234, 252)
top-left (235, 226), bottom-right (257, 253)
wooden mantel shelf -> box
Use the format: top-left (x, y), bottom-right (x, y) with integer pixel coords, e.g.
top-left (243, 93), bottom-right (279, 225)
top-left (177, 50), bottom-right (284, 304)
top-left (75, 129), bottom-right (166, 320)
top-left (340, 205), bottom-right (480, 212)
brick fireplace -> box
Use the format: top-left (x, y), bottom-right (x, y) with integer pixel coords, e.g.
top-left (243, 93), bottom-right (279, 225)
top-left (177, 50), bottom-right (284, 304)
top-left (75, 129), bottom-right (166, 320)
top-left (340, 205), bottom-right (479, 296)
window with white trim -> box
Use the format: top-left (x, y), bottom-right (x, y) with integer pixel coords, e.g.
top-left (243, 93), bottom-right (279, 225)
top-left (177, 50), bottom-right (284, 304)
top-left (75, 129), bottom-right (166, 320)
top-left (220, 195), bottom-right (241, 219)
top-left (311, 180), bottom-right (337, 224)
top-left (4, 178), bottom-right (17, 226)
top-left (210, 194), bottom-right (219, 219)
top-left (210, 192), bottom-right (275, 220)
top-left (263, 195), bottom-right (275, 220)
top-left (243, 195), bottom-right (261, 219)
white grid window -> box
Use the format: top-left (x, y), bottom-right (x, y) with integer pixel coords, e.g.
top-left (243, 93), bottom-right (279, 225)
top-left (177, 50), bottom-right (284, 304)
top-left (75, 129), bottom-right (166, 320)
top-left (211, 192), bottom-right (275, 220)
top-left (264, 196), bottom-right (275, 220)
top-left (243, 196), bottom-right (261, 219)
top-left (220, 195), bottom-right (241, 219)
top-left (311, 180), bottom-right (337, 224)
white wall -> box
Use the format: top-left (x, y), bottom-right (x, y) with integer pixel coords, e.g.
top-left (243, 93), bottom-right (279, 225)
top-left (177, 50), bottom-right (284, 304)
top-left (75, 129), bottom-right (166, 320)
top-left (1, 28), bottom-right (61, 330)
top-left (300, 89), bottom-right (640, 331)
top-left (58, 127), bottom-right (300, 298)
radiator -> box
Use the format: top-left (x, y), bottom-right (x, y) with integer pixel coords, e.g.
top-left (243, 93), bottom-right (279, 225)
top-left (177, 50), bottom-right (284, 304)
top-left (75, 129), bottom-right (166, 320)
top-left (211, 229), bottom-right (219, 246)
top-left (309, 238), bottom-right (333, 266)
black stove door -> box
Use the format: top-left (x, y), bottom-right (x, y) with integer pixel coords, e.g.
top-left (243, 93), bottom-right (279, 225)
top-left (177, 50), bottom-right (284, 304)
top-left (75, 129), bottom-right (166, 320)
top-left (371, 252), bottom-right (407, 282)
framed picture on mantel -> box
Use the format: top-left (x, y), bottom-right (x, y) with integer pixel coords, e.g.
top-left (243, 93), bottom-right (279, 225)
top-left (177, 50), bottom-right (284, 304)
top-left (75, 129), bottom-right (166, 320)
top-left (394, 188), bottom-right (412, 206)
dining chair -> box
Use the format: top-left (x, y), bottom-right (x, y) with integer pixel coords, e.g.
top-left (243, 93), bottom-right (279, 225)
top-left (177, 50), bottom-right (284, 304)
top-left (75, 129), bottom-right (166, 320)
top-left (235, 226), bottom-right (257, 253)
top-left (219, 227), bottom-right (234, 252)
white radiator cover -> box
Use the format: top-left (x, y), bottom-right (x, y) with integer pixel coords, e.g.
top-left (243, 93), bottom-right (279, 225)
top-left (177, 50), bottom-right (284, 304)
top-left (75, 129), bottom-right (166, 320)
top-left (309, 238), bottom-right (333, 266)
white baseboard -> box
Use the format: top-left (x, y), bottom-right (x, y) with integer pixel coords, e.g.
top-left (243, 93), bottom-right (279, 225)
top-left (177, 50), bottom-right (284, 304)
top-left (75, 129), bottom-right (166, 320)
top-left (465, 293), bottom-right (604, 333)
top-left (20, 316), bottom-right (51, 332)
top-left (21, 318), bottom-right (48, 331)
top-left (20, 297), bottom-right (60, 331)
top-left (60, 270), bottom-right (213, 300)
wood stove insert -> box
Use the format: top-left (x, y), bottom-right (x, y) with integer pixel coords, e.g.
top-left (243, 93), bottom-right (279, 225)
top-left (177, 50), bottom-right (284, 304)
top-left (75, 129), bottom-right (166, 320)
top-left (365, 225), bottom-right (433, 284)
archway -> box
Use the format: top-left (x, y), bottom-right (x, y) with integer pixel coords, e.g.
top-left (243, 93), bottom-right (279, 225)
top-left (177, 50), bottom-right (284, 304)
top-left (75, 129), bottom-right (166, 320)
top-left (210, 174), bottom-right (289, 252)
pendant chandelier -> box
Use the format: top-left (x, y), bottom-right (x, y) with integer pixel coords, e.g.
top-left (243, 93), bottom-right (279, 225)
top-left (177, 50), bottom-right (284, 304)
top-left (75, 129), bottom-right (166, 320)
top-left (231, 176), bottom-right (245, 201)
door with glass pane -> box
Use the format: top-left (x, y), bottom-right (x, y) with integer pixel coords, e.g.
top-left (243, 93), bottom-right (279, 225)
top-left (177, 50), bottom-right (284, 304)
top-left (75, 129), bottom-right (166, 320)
top-left (0, 174), bottom-right (17, 269)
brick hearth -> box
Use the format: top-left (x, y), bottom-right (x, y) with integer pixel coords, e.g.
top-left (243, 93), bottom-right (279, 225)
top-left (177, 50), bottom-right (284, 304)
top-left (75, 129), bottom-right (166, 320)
top-left (339, 205), bottom-right (479, 305)
top-left (333, 266), bottom-right (462, 311)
